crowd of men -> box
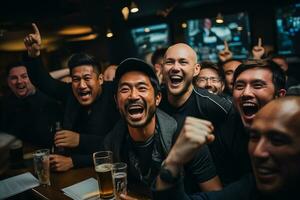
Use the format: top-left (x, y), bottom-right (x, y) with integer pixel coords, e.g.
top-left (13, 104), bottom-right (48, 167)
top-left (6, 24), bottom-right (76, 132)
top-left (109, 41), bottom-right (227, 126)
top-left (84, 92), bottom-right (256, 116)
top-left (0, 23), bottom-right (300, 200)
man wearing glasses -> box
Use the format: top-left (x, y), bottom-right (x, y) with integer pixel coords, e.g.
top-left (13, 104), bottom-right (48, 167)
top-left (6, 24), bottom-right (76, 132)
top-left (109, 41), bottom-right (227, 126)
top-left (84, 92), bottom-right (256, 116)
top-left (194, 61), bottom-right (225, 95)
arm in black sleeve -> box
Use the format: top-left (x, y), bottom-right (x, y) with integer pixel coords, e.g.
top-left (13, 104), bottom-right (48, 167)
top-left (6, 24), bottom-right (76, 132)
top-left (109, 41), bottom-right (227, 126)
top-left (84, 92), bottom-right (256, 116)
top-left (185, 145), bottom-right (217, 183)
top-left (23, 55), bottom-right (70, 102)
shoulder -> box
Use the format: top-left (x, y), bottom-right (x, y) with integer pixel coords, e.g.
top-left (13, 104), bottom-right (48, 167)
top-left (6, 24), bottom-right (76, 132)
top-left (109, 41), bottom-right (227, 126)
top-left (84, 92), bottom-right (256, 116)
top-left (193, 88), bottom-right (232, 114)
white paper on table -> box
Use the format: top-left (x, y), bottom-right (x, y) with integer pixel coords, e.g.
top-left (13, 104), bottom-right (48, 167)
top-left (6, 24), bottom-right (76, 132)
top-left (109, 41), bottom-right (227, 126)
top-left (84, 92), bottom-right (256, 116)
top-left (0, 172), bottom-right (40, 199)
top-left (62, 177), bottom-right (100, 200)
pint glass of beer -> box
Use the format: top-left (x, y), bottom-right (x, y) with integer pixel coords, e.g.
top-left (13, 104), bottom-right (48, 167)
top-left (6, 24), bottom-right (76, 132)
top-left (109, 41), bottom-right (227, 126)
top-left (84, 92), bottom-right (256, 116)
top-left (33, 149), bottom-right (50, 186)
top-left (112, 162), bottom-right (127, 200)
top-left (93, 151), bottom-right (114, 200)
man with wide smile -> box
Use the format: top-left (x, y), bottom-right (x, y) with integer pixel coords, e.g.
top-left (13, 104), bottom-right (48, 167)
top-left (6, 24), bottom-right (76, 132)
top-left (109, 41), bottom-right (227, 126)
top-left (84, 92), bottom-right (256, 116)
top-left (232, 60), bottom-right (286, 128)
top-left (159, 43), bottom-right (233, 193)
top-left (153, 96), bottom-right (300, 200)
top-left (103, 58), bottom-right (218, 196)
top-left (1, 63), bottom-right (62, 147)
top-left (23, 23), bottom-right (119, 171)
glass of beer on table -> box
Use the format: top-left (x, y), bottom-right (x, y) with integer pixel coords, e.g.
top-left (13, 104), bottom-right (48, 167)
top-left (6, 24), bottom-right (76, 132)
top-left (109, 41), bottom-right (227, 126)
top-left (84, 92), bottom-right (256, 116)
top-left (93, 151), bottom-right (114, 200)
top-left (33, 149), bottom-right (50, 186)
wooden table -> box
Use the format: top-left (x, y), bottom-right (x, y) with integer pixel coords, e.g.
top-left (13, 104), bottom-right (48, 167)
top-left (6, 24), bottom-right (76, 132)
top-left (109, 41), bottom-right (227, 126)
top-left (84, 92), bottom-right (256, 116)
top-left (1, 146), bottom-right (152, 200)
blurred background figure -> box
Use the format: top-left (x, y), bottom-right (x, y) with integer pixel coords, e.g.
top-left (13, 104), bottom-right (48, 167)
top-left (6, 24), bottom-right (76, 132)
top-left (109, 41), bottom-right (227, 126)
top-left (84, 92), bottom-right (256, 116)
top-left (0, 62), bottom-right (62, 147)
top-left (220, 59), bottom-right (242, 95)
top-left (151, 47), bottom-right (167, 85)
top-left (194, 61), bottom-right (225, 95)
top-left (271, 54), bottom-right (299, 89)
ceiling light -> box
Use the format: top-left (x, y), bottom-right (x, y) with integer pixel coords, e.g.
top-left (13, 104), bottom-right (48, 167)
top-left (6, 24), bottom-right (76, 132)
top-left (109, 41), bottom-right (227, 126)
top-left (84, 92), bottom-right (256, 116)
top-left (130, 1), bottom-right (139, 13)
top-left (181, 22), bottom-right (187, 29)
top-left (58, 25), bottom-right (92, 35)
top-left (106, 28), bottom-right (113, 38)
top-left (144, 27), bottom-right (150, 32)
top-left (216, 13), bottom-right (224, 24)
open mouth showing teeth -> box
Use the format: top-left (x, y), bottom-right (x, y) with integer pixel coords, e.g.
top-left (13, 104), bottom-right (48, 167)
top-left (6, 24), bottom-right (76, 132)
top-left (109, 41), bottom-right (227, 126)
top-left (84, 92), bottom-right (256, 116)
top-left (17, 86), bottom-right (26, 89)
top-left (170, 76), bottom-right (183, 84)
top-left (128, 106), bottom-right (144, 115)
top-left (242, 103), bottom-right (259, 116)
top-left (79, 91), bottom-right (91, 97)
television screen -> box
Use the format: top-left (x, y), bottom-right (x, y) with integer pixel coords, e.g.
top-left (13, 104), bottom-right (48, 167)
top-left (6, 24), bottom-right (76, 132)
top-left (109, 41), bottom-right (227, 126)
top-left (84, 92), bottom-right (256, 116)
top-left (131, 23), bottom-right (170, 60)
top-left (276, 3), bottom-right (300, 56)
top-left (185, 12), bottom-right (251, 62)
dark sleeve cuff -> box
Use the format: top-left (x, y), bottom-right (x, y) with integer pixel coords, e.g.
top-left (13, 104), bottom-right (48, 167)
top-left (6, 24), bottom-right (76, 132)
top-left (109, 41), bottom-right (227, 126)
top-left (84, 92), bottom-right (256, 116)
top-left (151, 177), bottom-right (190, 200)
top-left (71, 154), bottom-right (93, 168)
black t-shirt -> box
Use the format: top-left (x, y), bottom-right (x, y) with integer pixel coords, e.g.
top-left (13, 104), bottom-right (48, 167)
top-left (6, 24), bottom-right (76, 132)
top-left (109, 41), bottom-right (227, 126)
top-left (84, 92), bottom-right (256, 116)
top-left (159, 89), bottom-right (222, 193)
top-left (0, 91), bottom-right (62, 147)
top-left (159, 87), bottom-right (253, 189)
top-left (160, 91), bottom-right (201, 140)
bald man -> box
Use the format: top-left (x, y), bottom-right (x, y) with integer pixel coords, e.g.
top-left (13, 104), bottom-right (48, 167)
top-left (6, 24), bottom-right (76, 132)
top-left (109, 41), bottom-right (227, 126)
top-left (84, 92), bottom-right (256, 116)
top-left (154, 96), bottom-right (300, 200)
top-left (159, 43), bottom-right (232, 193)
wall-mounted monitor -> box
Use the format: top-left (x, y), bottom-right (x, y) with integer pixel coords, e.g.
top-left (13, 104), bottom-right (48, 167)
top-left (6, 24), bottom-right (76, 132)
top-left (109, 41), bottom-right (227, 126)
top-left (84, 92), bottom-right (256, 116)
top-left (131, 23), bottom-right (170, 60)
top-left (276, 3), bottom-right (300, 56)
top-left (184, 12), bottom-right (251, 62)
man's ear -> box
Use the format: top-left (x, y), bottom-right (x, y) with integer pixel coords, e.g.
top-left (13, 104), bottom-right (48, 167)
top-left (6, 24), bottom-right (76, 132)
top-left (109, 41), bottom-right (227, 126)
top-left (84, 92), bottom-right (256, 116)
top-left (193, 63), bottom-right (200, 77)
top-left (277, 89), bottom-right (286, 97)
top-left (155, 92), bottom-right (162, 106)
top-left (98, 73), bottom-right (104, 85)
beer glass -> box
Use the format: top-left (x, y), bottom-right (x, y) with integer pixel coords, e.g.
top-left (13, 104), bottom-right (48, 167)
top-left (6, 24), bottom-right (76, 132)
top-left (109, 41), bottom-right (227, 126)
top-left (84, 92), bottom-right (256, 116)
top-left (93, 151), bottom-right (114, 200)
top-left (33, 149), bottom-right (50, 186)
top-left (112, 162), bottom-right (127, 200)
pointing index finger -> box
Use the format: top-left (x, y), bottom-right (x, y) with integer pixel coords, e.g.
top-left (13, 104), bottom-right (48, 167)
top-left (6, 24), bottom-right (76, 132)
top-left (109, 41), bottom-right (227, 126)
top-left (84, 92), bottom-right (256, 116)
top-left (32, 23), bottom-right (40, 35)
top-left (224, 40), bottom-right (229, 51)
top-left (258, 37), bottom-right (262, 47)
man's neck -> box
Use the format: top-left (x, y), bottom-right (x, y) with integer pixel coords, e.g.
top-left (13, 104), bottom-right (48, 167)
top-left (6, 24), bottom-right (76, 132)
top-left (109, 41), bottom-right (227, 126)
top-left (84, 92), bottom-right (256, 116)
top-left (128, 116), bottom-right (156, 142)
top-left (167, 86), bottom-right (193, 108)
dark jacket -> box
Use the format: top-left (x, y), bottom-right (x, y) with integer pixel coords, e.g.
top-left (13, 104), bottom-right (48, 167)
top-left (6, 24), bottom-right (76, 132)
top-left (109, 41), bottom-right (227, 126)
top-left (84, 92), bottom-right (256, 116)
top-left (103, 109), bottom-right (175, 162)
top-left (152, 173), bottom-right (297, 200)
top-left (104, 108), bottom-right (217, 193)
top-left (103, 109), bottom-right (176, 187)
top-left (0, 90), bottom-right (62, 147)
top-left (23, 56), bottom-right (119, 167)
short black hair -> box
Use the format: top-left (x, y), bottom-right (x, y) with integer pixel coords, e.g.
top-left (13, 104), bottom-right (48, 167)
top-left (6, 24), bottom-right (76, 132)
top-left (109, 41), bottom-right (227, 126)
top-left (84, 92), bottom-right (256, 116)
top-left (151, 48), bottom-right (167, 66)
top-left (233, 59), bottom-right (286, 94)
top-left (68, 53), bottom-right (101, 75)
top-left (5, 61), bottom-right (26, 76)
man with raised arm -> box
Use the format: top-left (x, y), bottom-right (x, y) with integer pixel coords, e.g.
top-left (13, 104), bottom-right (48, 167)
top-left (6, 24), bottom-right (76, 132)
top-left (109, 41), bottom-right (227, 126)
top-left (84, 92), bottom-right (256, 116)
top-left (154, 96), bottom-right (300, 200)
top-left (23, 23), bottom-right (119, 171)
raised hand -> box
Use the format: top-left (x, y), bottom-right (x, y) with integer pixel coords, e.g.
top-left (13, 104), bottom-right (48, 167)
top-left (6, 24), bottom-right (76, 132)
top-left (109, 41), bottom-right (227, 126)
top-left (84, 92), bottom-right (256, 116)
top-left (165, 116), bottom-right (215, 166)
top-left (252, 37), bottom-right (265, 59)
top-left (218, 40), bottom-right (233, 62)
top-left (24, 23), bottom-right (41, 57)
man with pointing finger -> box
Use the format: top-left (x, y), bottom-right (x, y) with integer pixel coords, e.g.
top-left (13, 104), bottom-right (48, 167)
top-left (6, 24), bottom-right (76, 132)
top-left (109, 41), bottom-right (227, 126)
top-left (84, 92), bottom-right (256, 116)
top-left (23, 23), bottom-right (119, 171)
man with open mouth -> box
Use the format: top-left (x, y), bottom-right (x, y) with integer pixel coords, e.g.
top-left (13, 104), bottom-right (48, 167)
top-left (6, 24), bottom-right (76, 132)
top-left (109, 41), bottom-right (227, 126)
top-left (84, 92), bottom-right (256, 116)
top-left (23, 23), bottom-right (119, 171)
top-left (153, 96), bottom-right (300, 200)
top-left (1, 62), bottom-right (62, 147)
top-left (103, 58), bottom-right (218, 195)
top-left (210, 59), bottom-right (287, 185)
top-left (159, 43), bottom-right (232, 192)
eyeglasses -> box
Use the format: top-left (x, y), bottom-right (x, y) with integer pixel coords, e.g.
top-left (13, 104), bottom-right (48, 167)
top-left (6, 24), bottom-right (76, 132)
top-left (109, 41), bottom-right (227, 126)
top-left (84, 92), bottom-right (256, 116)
top-left (197, 77), bottom-right (221, 83)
